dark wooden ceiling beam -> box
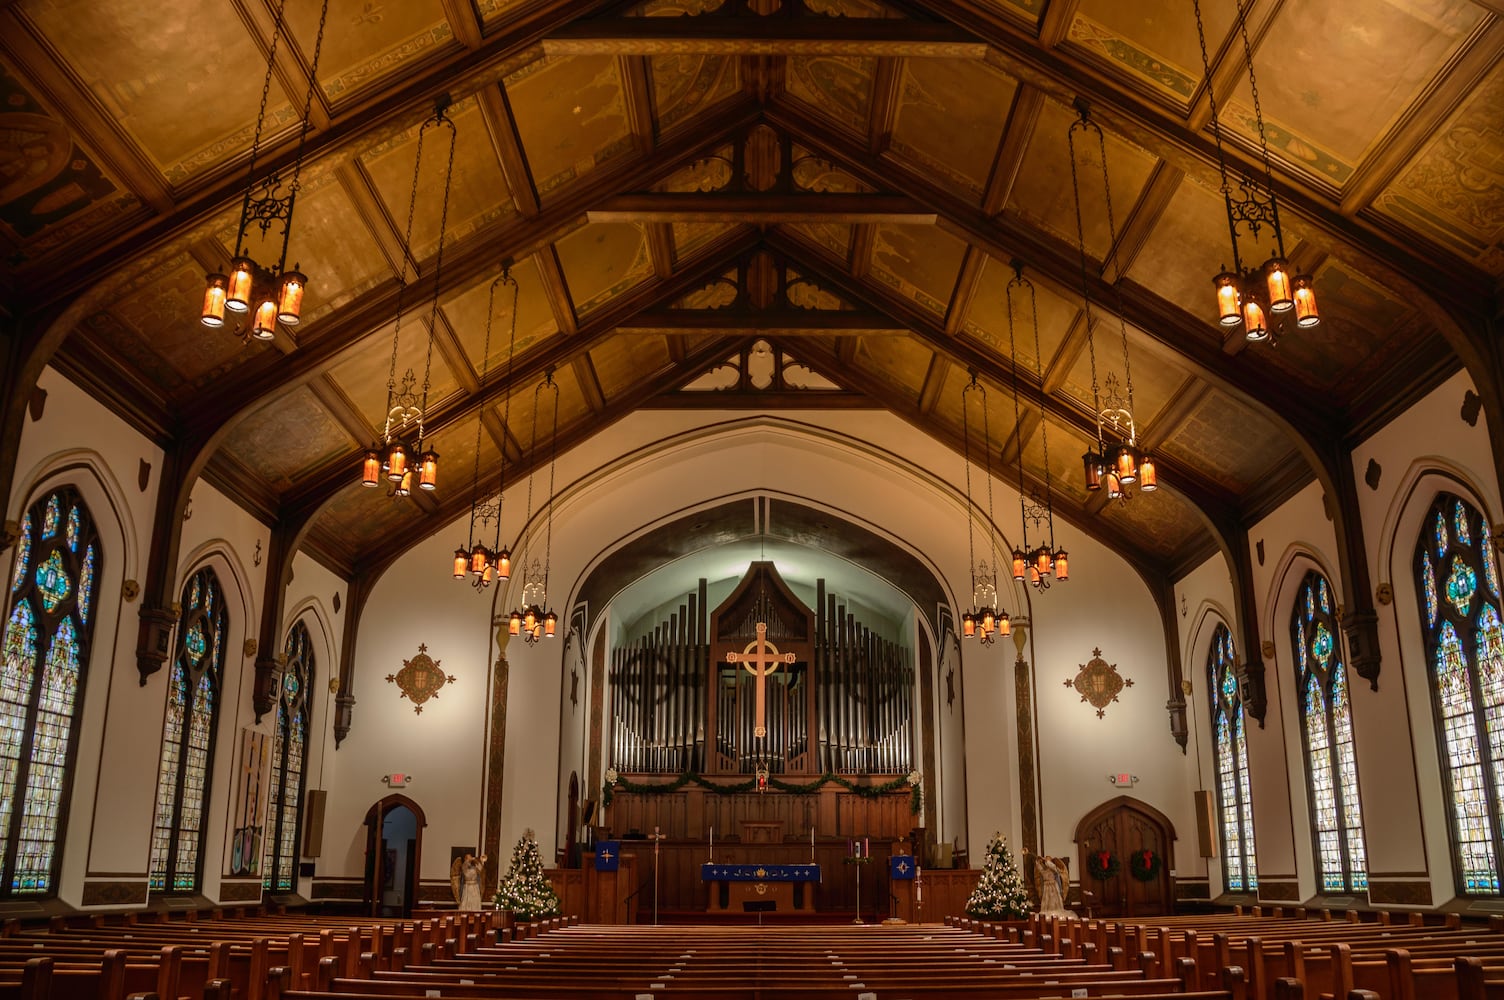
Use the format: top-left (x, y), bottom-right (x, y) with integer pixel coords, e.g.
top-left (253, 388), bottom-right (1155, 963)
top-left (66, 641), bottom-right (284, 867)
top-left (280, 227), bottom-right (766, 520)
top-left (620, 55), bottom-right (658, 154)
top-left (646, 224), bottom-right (676, 278)
top-left (306, 375), bottom-right (376, 446)
top-left (535, 247), bottom-right (580, 336)
top-left (766, 230), bottom-right (1241, 517)
top-left (945, 247), bottom-right (987, 336)
top-left (542, 17), bottom-right (988, 57)
top-left (440, 0), bottom-right (486, 49)
top-left (1182, 0), bottom-right (1285, 132)
top-left (917, 355), bottom-right (952, 417)
top-left (0, 10), bottom-right (174, 212)
top-left (617, 307), bottom-right (906, 335)
top-left (231, 0), bottom-right (331, 131)
top-left (867, 57), bottom-right (904, 154)
top-left (335, 160), bottom-right (410, 277)
top-left (1104, 161), bottom-right (1183, 278)
top-left (477, 81), bottom-right (541, 217)
top-left (982, 85), bottom-right (1045, 216)
top-left (430, 311), bottom-right (478, 393)
top-left (182, 99), bottom-right (764, 434)
top-left (768, 99), bottom-right (1341, 443)
top-left (574, 356), bottom-right (607, 413)
top-left (20, 0), bottom-right (613, 307)
top-left (1036, 0), bottom-right (1081, 49)
top-left (906, 0), bottom-right (1493, 310)
top-left (350, 332), bottom-right (750, 572)
top-left (587, 192), bottom-right (938, 224)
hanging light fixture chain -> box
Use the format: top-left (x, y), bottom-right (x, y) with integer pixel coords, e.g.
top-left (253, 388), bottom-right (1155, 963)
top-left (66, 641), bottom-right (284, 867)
top-left (468, 268), bottom-right (509, 550)
top-left (542, 374), bottom-right (561, 604)
top-left (978, 378), bottom-right (999, 595)
top-left (1004, 272), bottom-right (1030, 557)
top-left (288, 0), bottom-right (332, 194)
top-left (961, 373), bottom-right (979, 595)
top-left (1088, 111), bottom-right (1138, 433)
top-left (1066, 110), bottom-right (1102, 427)
top-left (415, 107), bottom-right (458, 446)
top-left (383, 107), bottom-right (432, 432)
top-left (1235, 0), bottom-right (1277, 197)
top-left (1024, 275), bottom-right (1056, 549)
top-left (1192, 0), bottom-right (1233, 200)
top-left (236, 0), bottom-right (288, 253)
top-left (495, 271), bottom-right (521, 552)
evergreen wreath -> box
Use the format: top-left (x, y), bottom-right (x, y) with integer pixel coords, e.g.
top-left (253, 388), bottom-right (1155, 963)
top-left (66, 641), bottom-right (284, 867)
top-left (1086, 849), bottom-right (1120, 880)
top-left (602, 769), bottom-right (922, 814)
top-left (1129, 848), bottom-right (1162, 882)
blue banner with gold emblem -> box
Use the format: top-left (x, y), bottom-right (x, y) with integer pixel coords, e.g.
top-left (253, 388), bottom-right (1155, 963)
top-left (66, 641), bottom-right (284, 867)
top-left (889, 854), bottom-right (917, 880)
top-left (595, 841), bottom-right (621, 872)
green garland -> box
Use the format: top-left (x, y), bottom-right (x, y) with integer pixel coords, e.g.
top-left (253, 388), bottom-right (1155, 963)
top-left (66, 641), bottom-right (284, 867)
top-left (603, 770), bottom-right (922, 814)
top-left (1129, 848), bottom-right (1162, 882)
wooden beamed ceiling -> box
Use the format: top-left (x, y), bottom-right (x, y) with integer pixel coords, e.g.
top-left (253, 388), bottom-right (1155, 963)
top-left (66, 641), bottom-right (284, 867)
top-left (2, 0), bottom-right (1499, 587)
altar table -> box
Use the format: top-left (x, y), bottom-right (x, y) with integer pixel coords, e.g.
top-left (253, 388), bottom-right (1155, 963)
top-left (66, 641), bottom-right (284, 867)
top-left (701, 863), bottom-right (820, 914)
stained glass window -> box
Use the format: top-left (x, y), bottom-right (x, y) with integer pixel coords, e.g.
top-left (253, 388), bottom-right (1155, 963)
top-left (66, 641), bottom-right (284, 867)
top-left (0, 486), bottom-right (100, 897)
top-left (1416, 491), bottom-right (1504, 895)
top-left (1209, 624), bottom-right (1257, 891)
top-left (1292, 571), bottom-right (1367, 892)
top-left (263, 621), bottom-right (313, 892)
top-left (148, 567), bottom-right (227, 893)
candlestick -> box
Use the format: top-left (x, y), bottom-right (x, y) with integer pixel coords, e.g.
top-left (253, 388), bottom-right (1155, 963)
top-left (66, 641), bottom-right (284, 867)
top-left (709, 825), bottom-right (714, 863)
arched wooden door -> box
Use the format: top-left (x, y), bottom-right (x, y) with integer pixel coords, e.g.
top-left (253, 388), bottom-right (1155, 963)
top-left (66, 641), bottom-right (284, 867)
top-left (1074, 795), bottom-right (1175, 918)
top-left (363, 794), bottom-right (427, 917)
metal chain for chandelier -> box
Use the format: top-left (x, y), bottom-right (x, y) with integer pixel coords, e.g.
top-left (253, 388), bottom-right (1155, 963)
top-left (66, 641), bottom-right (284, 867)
top-left (1069, 100), bottom-right (1158, 504)
top-left (960, 371), bottom-right (1008, 644)
top-left (359, 96), bottom-right (458, 497)
top-left (201, 0), bottom-right (330, 341)
top-left (1194, 0), bottom-right (1320, 342)
top-left (510, 369), bottom-right (560, 643)
top-left (453, 262), bottom-right (520, 589)
top-left (1005, 262), bottom-right (1068, 591)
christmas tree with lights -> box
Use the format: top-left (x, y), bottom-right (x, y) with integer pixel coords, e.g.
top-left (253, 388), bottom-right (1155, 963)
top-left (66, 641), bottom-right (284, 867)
top-left (494, 829), bottom-right (561, 920)
top-left (964, 832), bottom-right (1031, 920)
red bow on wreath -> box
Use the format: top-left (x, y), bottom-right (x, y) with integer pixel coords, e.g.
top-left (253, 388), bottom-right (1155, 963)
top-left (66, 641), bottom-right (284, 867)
top-left (1098, 851), bottom-right (1110, 867)
top-left (1142, 850), bottom-right (1152, 866)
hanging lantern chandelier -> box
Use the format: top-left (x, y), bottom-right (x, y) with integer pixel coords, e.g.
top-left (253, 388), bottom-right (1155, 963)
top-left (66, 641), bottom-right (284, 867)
top-left (360, 96), bottom-right (458, 496)
top-left (453, 262), bottom-right (520, 588)
top-left (960, 371), bottom-right (1009, 645)
top-left (1005, 262), bottom-right (1067, 591)
top-left (200, 0), bottom-right (330, 340)
top-left (509, 369), bottom-right (560, 644)
top-left (1194, 0), bottom-right (1319, 342)
top-left (1069, 100), bottom-right (1158, 504)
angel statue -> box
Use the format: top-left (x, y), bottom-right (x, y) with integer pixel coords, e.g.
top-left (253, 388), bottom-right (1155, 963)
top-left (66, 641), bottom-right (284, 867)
top-left (1022, 848), bottom-right (1075, 917)
top-left (450, 853), bottom-right (489, 911)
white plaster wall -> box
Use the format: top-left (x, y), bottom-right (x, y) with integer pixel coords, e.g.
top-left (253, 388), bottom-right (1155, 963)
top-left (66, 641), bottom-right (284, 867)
top-left (7, 366), bottom-right (161, 906)
top-left (1351, 370), bottom-right (1498, 908)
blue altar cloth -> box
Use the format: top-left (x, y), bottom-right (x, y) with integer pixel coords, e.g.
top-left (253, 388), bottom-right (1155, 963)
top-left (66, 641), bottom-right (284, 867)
top-left (700, 863), bottom-right (821, 883)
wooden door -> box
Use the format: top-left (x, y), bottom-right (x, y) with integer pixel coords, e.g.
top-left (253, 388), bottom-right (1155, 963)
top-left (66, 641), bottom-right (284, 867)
top-left (1074, 796), bottom-right (1175, 918)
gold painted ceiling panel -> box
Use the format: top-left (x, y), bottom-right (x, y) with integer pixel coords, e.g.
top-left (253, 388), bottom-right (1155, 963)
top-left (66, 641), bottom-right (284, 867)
top-left (592, 336), bottom-right (673, 401)
top-left (25, 0), bottom-right (291, 181)
top-left (1069, 0), bottom-right (1237, 103)
top-left (1375, 59), bottom-right (1504, 277)
top-left (1225, 0), bottom-right (1486, 183)
top-left (326, 318), bottom-right (461, 429)
top-left (853, 334), bottom-right (930, 404)
top-left (220, 386), bottom-right (354, 490)
top-left (111, 257), bottom-right (261, 386)
top-left (1098, 483), bottom-right (1205, 555)
top-left (420, 414), bottom-right (501, 502)
top-left (651, 54), bottom-right (740, 132)
top-left (1055, 320), bottom-right (1189, 436)
top-left (507, 54), bottom-right (632, 198)
top-left (315, 479), bottom-right (425, 551)
top-left (556, 222), bottom-right (654, 317)
top-left (286, 0), bottom-right (453, 102)
top-left (262, 174), bottom-right (393, 324)
top-left (1156, 389), bottom-right (1297, 495)
top-left (869, 224), bottom-right (968, 318)
top-left (1019, 420), bottom-right (1094, 508)
top-left (443, 259), bottom-right (562, 380)
top-left (785, 55), bottom-right (876, 133)
top-left (962, 257), bottom-right (1079, 375)
top-left (889, 57), bottom-right (1018, 201)
top-left (359, 97), bottom-right (513, 262)
top-left (1007, 98), bottom-right (1157, 264)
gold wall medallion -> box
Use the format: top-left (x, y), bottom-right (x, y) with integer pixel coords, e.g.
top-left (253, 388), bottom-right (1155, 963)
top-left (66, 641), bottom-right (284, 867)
top-left (1065, 647), bottom-right (1134, 719)
top-left (387, 644), bottom-right (457, 714)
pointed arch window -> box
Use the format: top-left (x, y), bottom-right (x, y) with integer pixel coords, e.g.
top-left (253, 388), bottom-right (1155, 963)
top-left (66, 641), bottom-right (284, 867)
top-left (148, 567), bottom-right (227, 893)
top-left (1292, 570), bottom-right (1367, 892)
top-left (1416, 491), bottom-right (1504, 895)
top-left (263, 620), bottom-right (313, 892)
top-left (0, 487), bottom-right (101, 897)
top-left (1209, 624), bottom-right (1257, 891)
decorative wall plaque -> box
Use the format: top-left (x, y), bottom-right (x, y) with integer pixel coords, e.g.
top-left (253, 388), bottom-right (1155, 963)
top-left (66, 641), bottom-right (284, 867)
top-left (1065, 647), bottom-right (1133, 719)
top-left (387, 644), bottom-right (456, 714)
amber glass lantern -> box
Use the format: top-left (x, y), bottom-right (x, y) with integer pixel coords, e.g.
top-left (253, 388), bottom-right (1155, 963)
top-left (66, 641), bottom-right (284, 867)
top-left (469, 543), bottom-right (488, 576)
top-left (962, 612), bottom-right (976, 638)
top-left (508, 611), bottom-right (522, 636)
top-left (998, 615), bottom-right (1010, 637)
top-left (361, 451), bottom-right (382, 488)
top-left (1083, 450), bottom-right (1105, 491)
top-left (494, 548), bottom-right (512, 581)
top-left (1214, 272), bottom-right (1242, 327)
top-left (385, 442), bottom-right (407, 482)
top-left (1114, 443), bottom-right (1138, 485)
top-left (1293, 275), bottom-right (1320, 327)
top-left (1139, 455), bottom-right (1158, 492)
top-left (251, 298), bottom-right (279, 341)
top-left (1241, 295), bottom-right (1268, 341)
top-left (393, 470), bottom-right (412, 497)
top-left (544, 612), bottom-right (558, 638)
top-left (452, 548), bottom-right (468, 579)
top-left (277, 270), bottom-right (306, 325)
top-left (417, 449), bottom-right (439, 491)
top-left (225, 257), bottom-right (256, 314)
top-left (1263, 258), bottom-right (1293, 313)
top-left (1054, 550), bottom-right (1069, 582)
top-left (202, 273), bottom-right (228, 328)
top-left (1011, 550), bottom-right (1027, 582)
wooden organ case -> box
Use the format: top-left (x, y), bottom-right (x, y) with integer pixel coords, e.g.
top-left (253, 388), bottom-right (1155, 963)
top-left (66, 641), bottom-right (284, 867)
top-left (604, 561), bottom-right (920, 917)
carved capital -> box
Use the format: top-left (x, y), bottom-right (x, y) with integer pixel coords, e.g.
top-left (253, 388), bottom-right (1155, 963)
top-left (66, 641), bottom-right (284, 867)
top-left (1342, 608), bottom-right (1382, 691)
top-left (135, 606), bottom-right (179, 684)
top-left (1166, 697), bottom-right (1188, 753)
top-left (0, 519), bottom-right (20, 552)
top-left (1235, 657), bottom-right (1267, 728)
top-left (252, 652), bottom-right (287, 722)
top-left (333, 692), bottom-right (357, 747)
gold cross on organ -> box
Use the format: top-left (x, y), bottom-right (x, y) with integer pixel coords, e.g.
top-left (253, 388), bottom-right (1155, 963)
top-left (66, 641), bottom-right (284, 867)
top-left (726, 622), bottom-right (797, 738)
